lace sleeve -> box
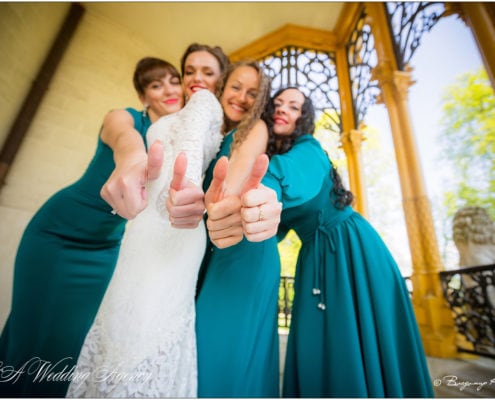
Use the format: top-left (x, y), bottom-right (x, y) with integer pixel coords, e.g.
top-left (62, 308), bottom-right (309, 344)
top-left (153, 90), bottom-right (223, 219)
top-left (174, 90), bottom-right (223, 185)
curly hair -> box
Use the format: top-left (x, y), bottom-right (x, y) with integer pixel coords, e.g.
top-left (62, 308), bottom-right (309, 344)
top-left (133, 57), bottom-right (180, 96)
top-left (263, 87), bottom-right (315, 158)
top-left (329, 163), bottom-right (354, 209)
top-left (180, 43), bottom-right (230, 97)
top-left (218, 60), bottom-right (271, 151)
top-left (262, 87), bottom-right (354, 209)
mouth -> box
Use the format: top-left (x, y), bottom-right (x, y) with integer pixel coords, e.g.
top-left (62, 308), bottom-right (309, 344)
top-left (274, 117), bottom-right (287, 125)
top-left (230, 103), bottom-right (246, 113)
top-left (164, 98), bottom-right (179, 105)
top-left (190, 85), bottom-right (207, 93)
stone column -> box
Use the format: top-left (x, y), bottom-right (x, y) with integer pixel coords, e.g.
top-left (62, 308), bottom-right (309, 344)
top-left (372, 60), bottom-right (457, 357)
top-left (340, 129), bottom-right (368, 217)
top-left (335, 43), bottom-right (369, 217)
top-left (365, 1), bottom-right (457, 357)
top-left (446, 2), bottom-right (495, 89)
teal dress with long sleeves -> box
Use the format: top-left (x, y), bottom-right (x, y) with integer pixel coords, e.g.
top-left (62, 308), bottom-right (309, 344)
top-left (263, 134), bottom-right (433, 398)
top-left (0, 108), bottom-right (150, 397)
top-left (195, 129), bottom-right (281, 398)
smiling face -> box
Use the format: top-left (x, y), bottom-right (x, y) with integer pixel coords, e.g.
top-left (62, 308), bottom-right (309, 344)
top-left (182, 50), bottom-right (222, 99)
top-left (140, 73), bottom-right (184, 122)
top-left (220, 65), bottom-right (259, 125)
top-left (271, 88), bottom-right (305, 136)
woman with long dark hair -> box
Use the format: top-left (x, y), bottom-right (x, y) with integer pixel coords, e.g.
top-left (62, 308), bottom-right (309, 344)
top-left (261, 87), bottom-right (433, 398)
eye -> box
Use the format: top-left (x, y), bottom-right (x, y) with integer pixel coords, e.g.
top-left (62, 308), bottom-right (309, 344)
top-left (150, 82), bottom-right (162, 89)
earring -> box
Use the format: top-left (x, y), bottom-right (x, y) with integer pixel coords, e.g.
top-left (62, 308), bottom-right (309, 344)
top-left (142, 105), bottom-right (149, 118)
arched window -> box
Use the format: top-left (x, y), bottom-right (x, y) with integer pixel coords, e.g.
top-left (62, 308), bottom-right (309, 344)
top-left (259, 45), bottom-right (341, 135)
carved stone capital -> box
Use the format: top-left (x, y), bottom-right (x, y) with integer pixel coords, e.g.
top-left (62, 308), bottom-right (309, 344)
top-left (341, 129), bottom-right (365, 152)
top-left (371, 59), bottom-right (395, 87)
top-left (372, 61), bottom-right (416, 102)
top-left (393, 65), bottom-right (416, 101)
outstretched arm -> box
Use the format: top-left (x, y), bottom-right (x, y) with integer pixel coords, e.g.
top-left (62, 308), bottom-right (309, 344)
top-left (240, 183), bottom-right (282, 242)
top-left (206, 154), bottom-right (281, 247)
top-left (204, 156), bottom-right (244, 248)
top-left (99, 109), bottom-right (163, 220)
top-left (166, 151), bottom-right (282, 244)
top-left (204, 119), bottom-right (268, 248)
top-left (166, 152), bottom-right (206, 228)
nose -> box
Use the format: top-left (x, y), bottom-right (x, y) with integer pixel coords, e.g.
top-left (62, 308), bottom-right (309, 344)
top-left (238, 90), bottom-right (248, 103)
top-left (163, 82), bottom-right (174, 93)
top-left (192, 71), bottom-right (202, 82)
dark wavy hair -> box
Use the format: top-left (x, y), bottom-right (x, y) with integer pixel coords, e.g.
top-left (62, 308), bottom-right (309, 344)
top-left (133, 57), bottom-right (180, 96)
top-left (262, 87), bottom-right (353, 209)
top-left (262, 87), bottom-right (315, 158)
top-left (330, 163), bottom-right (354, 209)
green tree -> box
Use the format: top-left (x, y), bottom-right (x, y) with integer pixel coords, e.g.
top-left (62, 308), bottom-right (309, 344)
top-left (278, 229), bottom-right (301, 277)
top-left (438, 67), bottom-right (495, 220)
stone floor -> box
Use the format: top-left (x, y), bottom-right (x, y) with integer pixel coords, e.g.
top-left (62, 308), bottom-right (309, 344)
top-left (428, 355), bottom-right (495, 398)
top-left (279, 333), bottom-right (495, 397)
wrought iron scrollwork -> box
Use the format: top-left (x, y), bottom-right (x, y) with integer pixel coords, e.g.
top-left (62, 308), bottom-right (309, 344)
top-left (385, 2), bottom-right (447, 71)
top-left (260, 46), bottom-right (342, 134)
top-left (439, 264), bottom-right (495, 358)
top-left (346, 8), bottom-right (380, 128)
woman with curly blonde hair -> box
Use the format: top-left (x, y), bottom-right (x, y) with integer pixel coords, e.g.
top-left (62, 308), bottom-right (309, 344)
top-left (193, 60), bottom-right (282, 397)
top-left (215, 59), bottom-right (271, 196)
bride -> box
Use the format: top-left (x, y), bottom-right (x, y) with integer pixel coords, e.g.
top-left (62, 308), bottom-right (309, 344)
top-left (67, 57), bottom-right (272, 398)
top-left (67, 88), bottom-right (223, 398)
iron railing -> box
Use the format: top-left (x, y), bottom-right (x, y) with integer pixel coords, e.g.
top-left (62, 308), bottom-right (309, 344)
top-left (281, 266), bottom-right (495, 359)
top-left (439, 264), bottom-right (495, 358)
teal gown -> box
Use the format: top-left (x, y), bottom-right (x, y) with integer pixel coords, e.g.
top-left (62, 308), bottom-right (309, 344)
top-left (262, 134), bottom-right (434, 398)
top-left (0, 108), bottom-right (150, 397)
top-left (195, 129), bottom-right (281, 398)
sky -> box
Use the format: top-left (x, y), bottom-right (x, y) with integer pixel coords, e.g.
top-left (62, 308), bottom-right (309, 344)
top-left (363, 14), bottom-right (484, 274)
top-left (407, 15), bottom-right (484, 199)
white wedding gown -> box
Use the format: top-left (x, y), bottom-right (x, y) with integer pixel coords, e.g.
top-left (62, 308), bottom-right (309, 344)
top-left (67, 90), bottom-right (223, 398)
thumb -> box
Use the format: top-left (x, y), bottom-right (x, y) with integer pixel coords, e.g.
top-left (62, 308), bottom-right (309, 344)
top-left (240, 153), bottom-right (269, 195)
top-left (170, 152), bottom-right (188, 191)
top-left (205, 156), bottom-right (228, 205)
top-left (147, 140), bottom-right (164, 181)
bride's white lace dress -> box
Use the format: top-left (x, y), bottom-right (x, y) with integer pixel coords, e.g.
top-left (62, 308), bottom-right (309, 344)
top-left (66, 90), bottom-right (223, 398)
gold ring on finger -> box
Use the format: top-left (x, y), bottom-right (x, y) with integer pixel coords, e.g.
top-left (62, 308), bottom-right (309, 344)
top-left (258, 205), bottom-right (264, 222)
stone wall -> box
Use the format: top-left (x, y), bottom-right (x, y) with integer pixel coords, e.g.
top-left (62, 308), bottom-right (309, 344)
top-left (0, 3), bottom-right (165, 325)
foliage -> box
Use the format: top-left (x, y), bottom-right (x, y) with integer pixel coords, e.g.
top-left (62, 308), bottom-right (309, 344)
top-left (314, 109), bottom-right (348, 171)
top-left (278, 229), bottom-right (301, 277)
top-left (437, 68), bottom-right (495, 220)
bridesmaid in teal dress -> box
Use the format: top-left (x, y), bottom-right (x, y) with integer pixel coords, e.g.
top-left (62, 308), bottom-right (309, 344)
top-left (195, 61), bottom-right (281, 397)
top-left (0, 58), bottom-right (184, 397)
top-left (261, 88), bottom-right (433, 397)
